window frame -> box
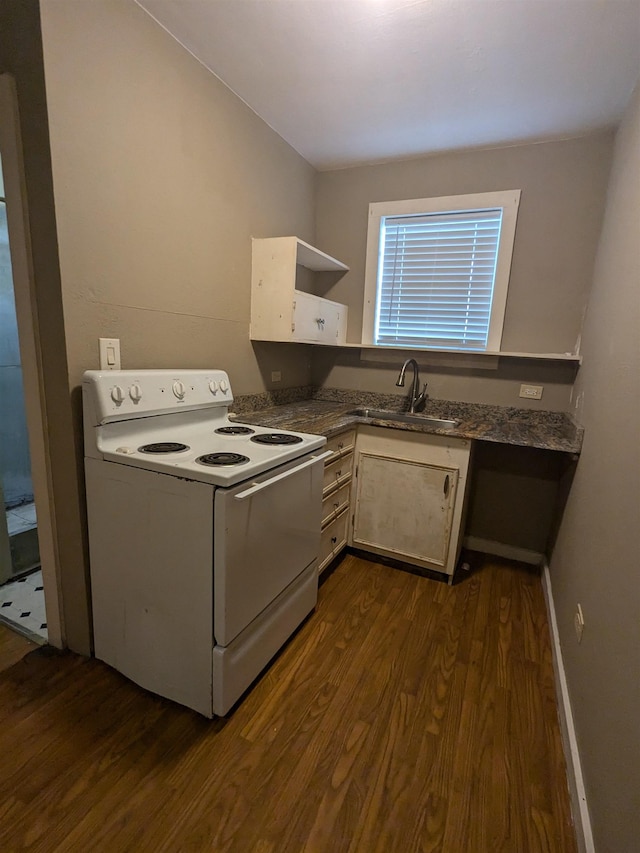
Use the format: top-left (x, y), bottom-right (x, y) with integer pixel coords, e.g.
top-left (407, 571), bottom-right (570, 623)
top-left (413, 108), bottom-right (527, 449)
top-left (362, 189), bottom-right (521, 352)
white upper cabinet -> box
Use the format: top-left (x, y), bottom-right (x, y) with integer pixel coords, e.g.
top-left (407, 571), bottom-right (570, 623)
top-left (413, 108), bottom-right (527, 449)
top-left (250, 237), bottom-right (349, 345)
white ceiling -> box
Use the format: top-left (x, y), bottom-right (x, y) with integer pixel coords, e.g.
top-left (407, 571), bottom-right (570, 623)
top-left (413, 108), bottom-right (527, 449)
top-left (137, 0), bottom-right (640, 171)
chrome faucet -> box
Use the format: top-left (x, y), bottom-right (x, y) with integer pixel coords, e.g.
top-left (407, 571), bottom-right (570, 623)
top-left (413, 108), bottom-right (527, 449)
top-left (396, 359), bottom-right (428, 413)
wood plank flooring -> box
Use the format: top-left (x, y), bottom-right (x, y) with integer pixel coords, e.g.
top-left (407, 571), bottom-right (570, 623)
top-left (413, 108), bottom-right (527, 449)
top-left (0, 623), bottom-right (37, 673)
top-left (0, 553), bottom-right (576, 852)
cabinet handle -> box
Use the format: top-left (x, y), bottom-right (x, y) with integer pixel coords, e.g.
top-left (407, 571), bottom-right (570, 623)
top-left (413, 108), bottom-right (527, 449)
top-left (331, 536), bottom-right (337, 545)
top-left (316, 317), bottom-right (325, 328)
top-left (443, 474), bottom-right (450, 497)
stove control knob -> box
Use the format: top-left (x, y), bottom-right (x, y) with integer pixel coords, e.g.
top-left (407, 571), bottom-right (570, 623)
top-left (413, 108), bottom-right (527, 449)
top-left (110, 385), bottom-right (124, 404)
top-left (208, 380), bottom-right (218, 394)
top-left (172, 380), bottom-right (186, 400)
top-left (219, 379), bottom-right (229, 393)
top-left (129, 383), bottom-right (142, 403)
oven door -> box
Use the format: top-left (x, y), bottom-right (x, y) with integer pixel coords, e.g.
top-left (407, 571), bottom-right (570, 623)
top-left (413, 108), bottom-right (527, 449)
top-left (213, 450), bottom-right (328, 646)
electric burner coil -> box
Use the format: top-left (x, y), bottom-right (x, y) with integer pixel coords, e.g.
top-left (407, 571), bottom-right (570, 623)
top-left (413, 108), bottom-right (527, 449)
top-left (138, 442), bottom-right (190, 454)
top-left (196, 452), bottom-right (250, 466)
top-left (214, 426), bottom-right (255, 436)
top-left (251, 433), bottom-right (303, 446)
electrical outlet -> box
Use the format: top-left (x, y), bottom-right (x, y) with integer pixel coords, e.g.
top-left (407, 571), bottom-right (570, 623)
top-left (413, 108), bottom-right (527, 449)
top-left (519, 384), bottom-right (543, 400)
top-left (574, 604), bottom-right (585, 643)
top-left (271, 370), bottom-right (282, 383)
top-left (99, 338), bottom-right (121, 370)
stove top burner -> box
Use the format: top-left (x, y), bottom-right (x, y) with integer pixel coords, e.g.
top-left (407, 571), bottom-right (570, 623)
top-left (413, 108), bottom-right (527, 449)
top-left (196, 452), bottom-right (250, 467)
top-left (251, 433), bottom-right (304, 446)
top-left (214, 426), bottom-right (255, 436)
top-left (139, 442), bottom-right (190, 454)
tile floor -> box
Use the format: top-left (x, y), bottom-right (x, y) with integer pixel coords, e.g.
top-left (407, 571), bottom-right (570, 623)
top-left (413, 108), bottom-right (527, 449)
top-left (6, 501), bottom-right (37, 536)
top-left (0, 568), bottom-right (48, 643)
top-left (3, 503), bottom-right (45, 641)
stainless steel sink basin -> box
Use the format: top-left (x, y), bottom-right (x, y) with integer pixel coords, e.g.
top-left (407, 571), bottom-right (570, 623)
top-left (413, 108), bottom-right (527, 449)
top-left (350, 409), bottom-right (458, 430)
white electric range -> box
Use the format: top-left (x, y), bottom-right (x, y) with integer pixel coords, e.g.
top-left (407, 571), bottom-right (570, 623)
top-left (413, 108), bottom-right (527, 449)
top-left (83, 369), bottom-right (330, 716)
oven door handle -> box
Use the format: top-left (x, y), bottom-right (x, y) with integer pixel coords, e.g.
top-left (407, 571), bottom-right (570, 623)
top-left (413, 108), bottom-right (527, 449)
top-left (234, 450), bottom-right (333, 501)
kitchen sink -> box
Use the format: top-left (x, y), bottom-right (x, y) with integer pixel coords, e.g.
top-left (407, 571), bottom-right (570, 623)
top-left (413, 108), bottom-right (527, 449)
top-left (350, 409), bottom-right (458, 430)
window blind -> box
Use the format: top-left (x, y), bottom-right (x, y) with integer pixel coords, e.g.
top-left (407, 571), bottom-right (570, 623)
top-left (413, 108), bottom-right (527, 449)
top-left (375, 208), bottom-right (503, 350)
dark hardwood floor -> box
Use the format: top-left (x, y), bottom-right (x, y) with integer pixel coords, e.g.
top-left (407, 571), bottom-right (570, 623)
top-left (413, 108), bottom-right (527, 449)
top-left (0, 623), bottom-right (37, 673)
top-left (0, 553), bottom-right (576, 852)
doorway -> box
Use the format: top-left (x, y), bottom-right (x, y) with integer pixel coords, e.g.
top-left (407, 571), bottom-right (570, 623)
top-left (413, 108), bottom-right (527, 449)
top-left (0, 156), bottom-right (47, 642)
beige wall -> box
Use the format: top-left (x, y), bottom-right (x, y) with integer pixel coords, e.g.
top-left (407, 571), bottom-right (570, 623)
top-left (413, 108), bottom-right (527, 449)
top-left (40, 0), bottom-right (316, 395)
top-left (313, 134), bottom-right (613, 410)
top-left (312, 345), bottom-right (579, 411)
top-left (549, 85), bottom-right (640, 851)
top-left (32, 0), bottom-right (321, 651)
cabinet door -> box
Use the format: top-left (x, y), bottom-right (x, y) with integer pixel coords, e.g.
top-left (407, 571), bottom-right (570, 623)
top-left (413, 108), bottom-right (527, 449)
top-left (292, 292), bottom-right (322, 342)
top-left (353, 452), bottom-right (458, 570)
top-left (316, 300), bottom-right (347, 344)
top-left (292, 292), bottom-right (347, 344)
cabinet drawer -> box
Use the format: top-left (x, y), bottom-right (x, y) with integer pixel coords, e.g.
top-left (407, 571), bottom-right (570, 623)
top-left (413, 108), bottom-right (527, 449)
top-left (324, 429), bottom-right (356, 463)
top-left (321, 481), bottom-right (351, 528)
top-left (323, 451), bottom-right (353, 496)
top-left (318, 507), bottom-right (349, 574)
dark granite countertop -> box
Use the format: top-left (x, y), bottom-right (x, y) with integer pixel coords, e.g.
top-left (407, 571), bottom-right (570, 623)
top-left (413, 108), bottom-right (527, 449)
top-left (232, 390), bottom-right (584, 454)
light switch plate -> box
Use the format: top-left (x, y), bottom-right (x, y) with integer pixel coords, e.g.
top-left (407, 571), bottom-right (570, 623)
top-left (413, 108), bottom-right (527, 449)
top-left (99, 338), bottom-right (121, 370)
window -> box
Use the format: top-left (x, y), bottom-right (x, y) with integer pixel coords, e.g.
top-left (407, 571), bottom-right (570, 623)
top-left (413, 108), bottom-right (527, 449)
top-left (362, 190), bottom-right (521, 352)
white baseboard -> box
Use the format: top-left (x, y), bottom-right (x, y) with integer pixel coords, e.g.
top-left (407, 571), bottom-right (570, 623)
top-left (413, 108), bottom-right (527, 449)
top-left (542, 563), bottom-right (594, 853)
top-left (463, 536), bottom-right (543, 566)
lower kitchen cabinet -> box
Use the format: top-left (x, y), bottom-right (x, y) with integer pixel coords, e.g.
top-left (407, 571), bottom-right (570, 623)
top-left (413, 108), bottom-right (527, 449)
top-left (351, 426), bottom-right (471, 578)
top-left (318, 429), bottom-right (355, 574)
